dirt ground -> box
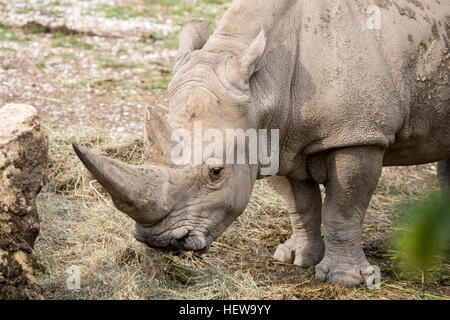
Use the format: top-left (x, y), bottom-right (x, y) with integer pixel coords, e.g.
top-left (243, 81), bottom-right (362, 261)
top-left (1, 0), bottom-right (448, 300)
top-left (1, 0), bottom-right (230, 132)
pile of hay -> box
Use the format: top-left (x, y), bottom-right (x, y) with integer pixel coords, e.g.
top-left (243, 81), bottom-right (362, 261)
top-left (35, 127), bottom-right (448, 299)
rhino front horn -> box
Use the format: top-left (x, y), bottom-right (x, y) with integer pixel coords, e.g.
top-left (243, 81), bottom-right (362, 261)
top-left (72, 143), bottom-right (172, 225)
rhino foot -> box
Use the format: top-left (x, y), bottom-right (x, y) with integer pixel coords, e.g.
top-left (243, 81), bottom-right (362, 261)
top-left (273, 235), bottom-right (324, 267)
top-left (314, 253), bottom-right (374, 287)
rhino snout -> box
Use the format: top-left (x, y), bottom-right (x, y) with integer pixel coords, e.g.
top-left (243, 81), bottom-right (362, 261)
top-left (174, 232), bottom-right (210, 252)
top-left (132, 223), bottom-right (211, 252)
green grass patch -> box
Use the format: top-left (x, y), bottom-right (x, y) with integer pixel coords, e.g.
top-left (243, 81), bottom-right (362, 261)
top-left (51, 35), bottom-right (97, 50)
top-left (1, 63), bottom-right (14, 70)
top-left (0, 27), bottom-right (22, 42)
top-left (73, 77), bottom-right (129, 92)
top-left (35, 60), bottom-right (46, 68)
top-left (15, 6), bottom-right (35, 14)
top-left (23, 24), bottom-right (50, 35)
top-left (56, 52), bottom-right (76, 59)
top-left (101, 5), bottom-right (140, 20)
top-left (147, 32), bottom-right (178, 49)
top-left (16, 4), bottom-right (63, 18)
top-left (138, 77), bottom-right (171, 90)
top-left (96, 56), bottom-right (139, 69)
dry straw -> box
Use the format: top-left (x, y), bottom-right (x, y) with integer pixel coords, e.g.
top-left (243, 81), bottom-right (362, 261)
top-left (35, 127), bottom-right (448, 300)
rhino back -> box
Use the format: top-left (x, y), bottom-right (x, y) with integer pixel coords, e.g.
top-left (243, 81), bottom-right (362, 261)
top-left (241, 0), bottom-right (450, 167)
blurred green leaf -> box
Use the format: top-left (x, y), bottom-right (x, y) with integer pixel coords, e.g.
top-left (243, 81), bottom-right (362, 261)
top-left (395, 192), bottom-right (450, 269)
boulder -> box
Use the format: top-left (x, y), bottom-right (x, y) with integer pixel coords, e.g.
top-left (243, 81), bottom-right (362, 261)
top-left (0, 104), bottom-right (48, 300)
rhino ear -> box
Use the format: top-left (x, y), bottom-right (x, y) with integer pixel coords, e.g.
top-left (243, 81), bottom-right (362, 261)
top-left (144, 106), bottom-right (175, 163)
top-left (238, 29), bottom-right (266, 76)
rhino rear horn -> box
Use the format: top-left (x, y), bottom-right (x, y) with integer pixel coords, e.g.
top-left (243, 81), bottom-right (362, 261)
top-left (72, 143), bottom-right (172, 225)
top-left (174, 19), bottom-right (210, 72)
top-left (144, 106), bottom-right (176, 163)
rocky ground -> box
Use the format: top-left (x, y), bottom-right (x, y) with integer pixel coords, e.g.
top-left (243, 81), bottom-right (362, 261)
top-left (0, 0), bottom-right (229, 133)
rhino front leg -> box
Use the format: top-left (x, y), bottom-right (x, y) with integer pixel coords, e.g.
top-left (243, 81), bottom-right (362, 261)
top-left (268, 176), bottom-right (324, 267)
top-left (315, 146), bottom-right (383, 287)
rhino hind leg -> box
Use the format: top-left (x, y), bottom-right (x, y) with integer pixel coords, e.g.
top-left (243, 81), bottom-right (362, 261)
top-left (267, 176), bottom-right (324, 267)
top-left (315, 146), bottom-right (384, 287)
top-left (437, 160), bottom-right (450, 192)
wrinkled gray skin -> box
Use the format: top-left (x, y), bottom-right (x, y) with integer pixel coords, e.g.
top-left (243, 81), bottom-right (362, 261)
top-left (73, 0), bottom-right (450, 287)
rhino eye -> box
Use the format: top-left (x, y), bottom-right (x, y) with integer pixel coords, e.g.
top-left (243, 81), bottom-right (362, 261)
top-left (210, 168), bottom-right (223, 177)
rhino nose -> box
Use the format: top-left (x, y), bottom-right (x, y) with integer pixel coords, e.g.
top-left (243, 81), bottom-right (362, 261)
top-left (169, 230), bottom-right (209, 252)
top-left (182, 234), bottom-right (209, 252)
top-left (170, 227), bottom-right (191, 249)
top-left (172, 227), bottom-right (190, 240)
top-left (171, 235), bottom-right (190, 250)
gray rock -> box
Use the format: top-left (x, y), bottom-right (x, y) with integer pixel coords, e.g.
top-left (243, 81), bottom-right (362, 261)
top-left (0, 104), bottom-right (48, 300)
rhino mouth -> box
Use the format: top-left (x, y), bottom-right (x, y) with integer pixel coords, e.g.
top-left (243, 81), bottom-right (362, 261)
top-left (132, 224), bottom-right (211, 253)
top-left (171, 233), bottom-right (211, 253)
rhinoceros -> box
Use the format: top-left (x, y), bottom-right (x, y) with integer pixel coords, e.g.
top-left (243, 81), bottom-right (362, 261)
top-left (73, 0), bottom-right (450, 287)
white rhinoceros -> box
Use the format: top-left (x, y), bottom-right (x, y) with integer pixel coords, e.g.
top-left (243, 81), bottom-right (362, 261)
top-left (73, 0), bottom-right (450, 287)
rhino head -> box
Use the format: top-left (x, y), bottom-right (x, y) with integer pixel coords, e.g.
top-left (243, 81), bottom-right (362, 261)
top-left (73, 20), bottom-right (268, 253)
